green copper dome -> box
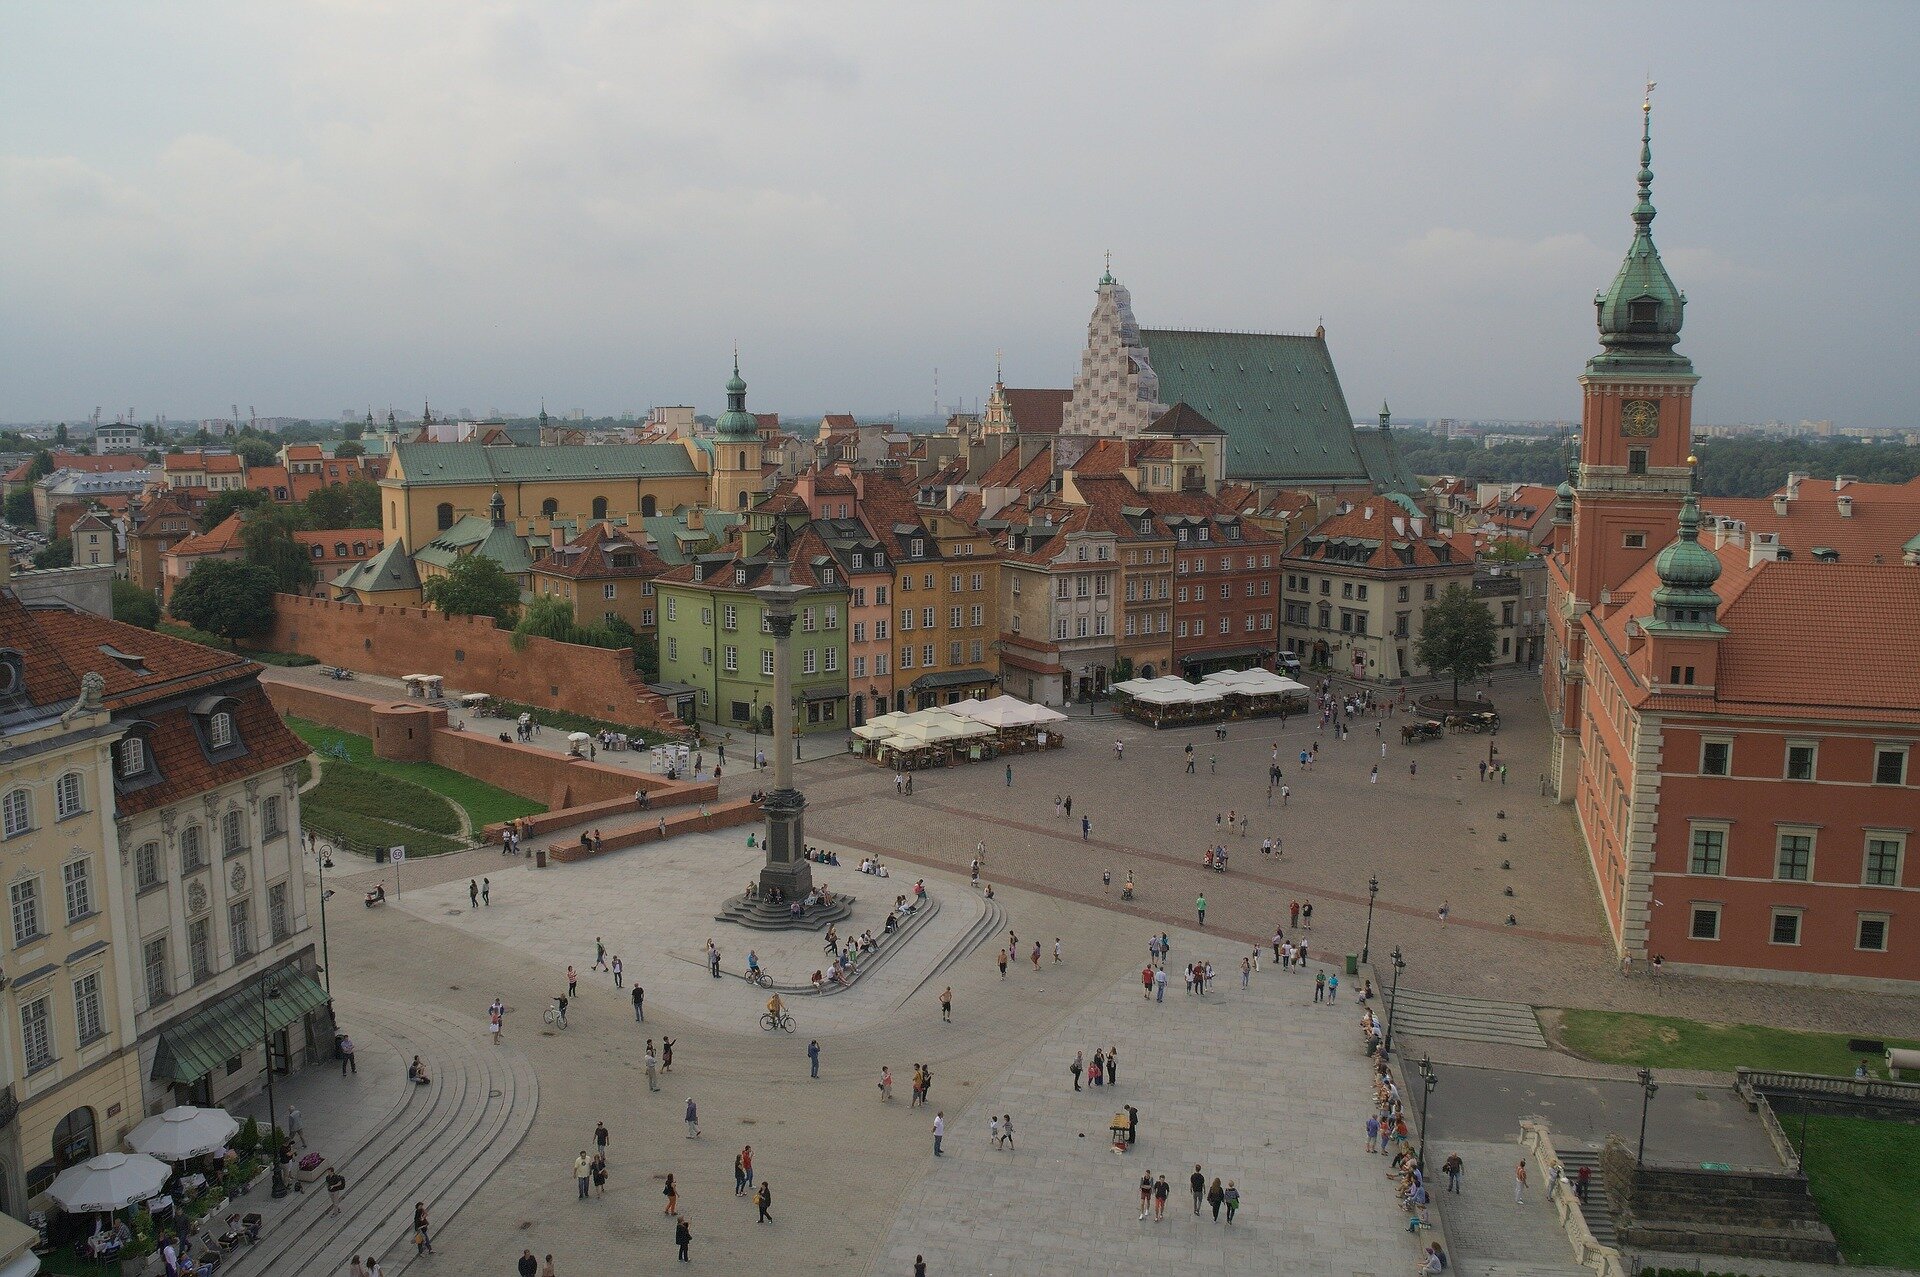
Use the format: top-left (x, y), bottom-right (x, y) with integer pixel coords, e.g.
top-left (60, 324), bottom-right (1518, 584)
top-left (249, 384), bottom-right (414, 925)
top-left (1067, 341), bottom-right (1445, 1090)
top-left (715, 354), bottom-right (758, 441)
top-left (1591, 101), bottom-right (1689, 373)
top-left (1654, 492), bottom-right (1720, 588)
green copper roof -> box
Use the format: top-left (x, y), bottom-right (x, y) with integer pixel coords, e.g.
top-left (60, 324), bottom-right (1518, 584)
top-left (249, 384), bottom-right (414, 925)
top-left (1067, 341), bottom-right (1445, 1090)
top-left (715, 355), bottom-right (758, 441)
top-left (1139, 328), bottom-right (1368, 483)
top-left (1591, 101), bottom-right (1690, 374)
top-left (332, 538), bottom-right (419, 593)
top-left (1647, 491), bottom-right (1726, 632)
top-left (414, 515), bottom-right (535, 575)
top-left (1351, 426), bottom-right (1422, 497)
top-left (392, 442), bottom-right (698, 486)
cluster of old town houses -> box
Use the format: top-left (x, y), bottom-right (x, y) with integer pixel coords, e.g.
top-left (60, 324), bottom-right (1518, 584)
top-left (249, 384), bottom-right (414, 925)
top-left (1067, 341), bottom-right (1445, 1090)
top-left (0, 95), bottom-right (1913, 1226)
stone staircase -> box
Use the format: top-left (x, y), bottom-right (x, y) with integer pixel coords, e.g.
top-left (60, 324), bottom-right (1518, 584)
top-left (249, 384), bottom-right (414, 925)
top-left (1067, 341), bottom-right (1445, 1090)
top-left (897, 894), bottom-right (1004, 1010)
top-left (1552, 1147), bottom-right (1616, 1247)
top-left (223, 998), bottom-right (537, 1277)
top-left (763, 894), bottom-right (944, 996)
top-left (1385, 987), bottom-right (1550, 1049)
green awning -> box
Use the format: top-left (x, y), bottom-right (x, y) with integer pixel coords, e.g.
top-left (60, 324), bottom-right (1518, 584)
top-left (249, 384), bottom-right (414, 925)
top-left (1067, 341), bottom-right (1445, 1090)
top-left (909, 668), bottom-right (998, 693)
top-left (151, 971), bottom-right (328, 1084)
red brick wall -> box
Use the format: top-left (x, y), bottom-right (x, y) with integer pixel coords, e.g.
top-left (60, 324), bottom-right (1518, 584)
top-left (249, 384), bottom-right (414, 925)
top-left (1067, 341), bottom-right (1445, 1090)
top-left (261, 595), bottom-right (687, 735)
top-left (546, 798), bottom-right (761, 861)
top-left (260, 675), bottom-right (712, 815)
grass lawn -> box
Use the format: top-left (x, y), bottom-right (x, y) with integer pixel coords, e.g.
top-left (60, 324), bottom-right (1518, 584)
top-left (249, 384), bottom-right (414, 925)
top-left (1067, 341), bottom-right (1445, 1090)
top-left (1801, 1115), bottom-right (1920, 1267)
top-left (284, 715), bottom-right (545, 829)
top-left (1550, 1008), bottom-right (1920, 1079)
top-left (306, 766), bottom-right (461, 835)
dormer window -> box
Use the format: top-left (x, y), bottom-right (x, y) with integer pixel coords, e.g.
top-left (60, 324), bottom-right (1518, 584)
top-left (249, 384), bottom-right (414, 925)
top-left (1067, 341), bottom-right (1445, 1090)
top-left (119, 736), bottom-right (147, 778)
top-left (821, 567), bottom-right (835, 585)
top-left (210, 712), bottom-right (234, 750)
top-left (191, 695), bottom-right (244, 758)
top-left (1628, 297), bottom-right (1659, 329)
top-left (873, 551), bottom-right (884, 566)
top-left (309, 544), bottom-right (324, 559)
top-left (910, 539), bottom-right (925, 558)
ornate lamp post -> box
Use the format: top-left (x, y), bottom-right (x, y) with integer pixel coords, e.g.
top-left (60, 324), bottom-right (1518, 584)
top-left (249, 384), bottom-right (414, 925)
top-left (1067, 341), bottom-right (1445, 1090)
top-left (1635, 1067), bottom-right (1659, 1166)
top-left (1382, 946), bottom-right (1407, 1059)
top-left (316, 848), bottom-right (334, 998)
top-left (261, 973), bottom-right (287, 1197)
top-left (750, 691), bottom-right (760, 769)
top-left (1362, 874), bottom-right (1379, 964)
top-left (1416, 1054), bottom-right (1438, 1174)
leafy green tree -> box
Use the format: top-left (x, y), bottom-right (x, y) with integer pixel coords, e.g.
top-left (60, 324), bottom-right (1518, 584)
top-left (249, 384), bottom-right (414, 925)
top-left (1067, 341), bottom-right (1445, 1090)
top-left (170, 560), bottom-right (277, 646)
top-left (422, 554), bottom-right (520, 625)
top-left (343, 420), bottom-right (364, 441)
top-left (31, 538), bottom-right (72, 569)
top-left (233, 436), bottom-right (279, 469)
top-left (629, 632), bottom-right (659, 682)
top-left (303, 478), bottom-right (380, 529)
top-left (241, 506), bottom-right (317, 595)
top-left (25, 450), bottom-right (54, 481)
top-left (142, 423), bottom-right (158, 444)
top-left (200, 487), bottom-right (271, 531)
top-left (1416, 585), bottom-right (1497, 705)
top-left (334, 440), bottom-right (365, 459)
top-left (54, 423), bottom-right (68, 445)
top-left (111, 579), bottom-right (160, 629)
top-left (1483, 538), bottom-right (1534, 564)
top-left (145, 448), bottom-right (163, 464)
top-left (4, 489), bottom-right (35, 526)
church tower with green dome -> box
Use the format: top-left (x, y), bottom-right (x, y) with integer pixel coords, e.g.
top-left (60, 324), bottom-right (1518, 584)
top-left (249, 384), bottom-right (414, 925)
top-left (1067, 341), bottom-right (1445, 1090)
top-left (1567, 91), bottom-right (1701, 612)
top-left (709, 353), bottom-right (765, 512)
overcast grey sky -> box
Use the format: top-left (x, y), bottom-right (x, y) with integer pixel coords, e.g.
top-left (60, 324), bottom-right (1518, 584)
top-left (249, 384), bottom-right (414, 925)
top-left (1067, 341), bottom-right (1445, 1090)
top-left (3, 2), bottom-right (1914, 427)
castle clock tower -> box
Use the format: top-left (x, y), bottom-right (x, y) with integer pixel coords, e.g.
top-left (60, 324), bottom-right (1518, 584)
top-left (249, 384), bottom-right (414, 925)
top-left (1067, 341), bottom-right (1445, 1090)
top-left (710, 355), bottom-right (765, 512)
top-left (1567, 94), bottom-right (1698, 610)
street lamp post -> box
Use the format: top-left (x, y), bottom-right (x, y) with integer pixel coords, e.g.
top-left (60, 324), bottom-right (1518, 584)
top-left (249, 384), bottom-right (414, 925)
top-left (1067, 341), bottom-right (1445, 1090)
top-left (1416, 1054), bottom-right (1438, 1174)
top-left (1635, 1067), bottom-right (1659, 1166)
top-left (1382, 946), bottom-right (1407, 1060)
top-left (1362, 874), bottom-right (1379, 964)
top-left (261, 974), bottom-right (287, 1197)
top-left (751, 692), bottom-right (760, 769)
top-left (316, 846), bottom-right (334, 998)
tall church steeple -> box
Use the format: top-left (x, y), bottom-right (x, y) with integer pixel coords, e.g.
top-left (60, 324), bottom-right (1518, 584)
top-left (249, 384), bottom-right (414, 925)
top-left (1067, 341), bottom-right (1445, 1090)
top-left (1591, 92), bottom-right (1689, 374)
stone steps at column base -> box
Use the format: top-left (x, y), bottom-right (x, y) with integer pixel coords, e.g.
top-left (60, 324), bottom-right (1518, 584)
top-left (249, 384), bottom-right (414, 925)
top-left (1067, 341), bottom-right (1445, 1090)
top-left (769, 895), bottom-right (943, 996)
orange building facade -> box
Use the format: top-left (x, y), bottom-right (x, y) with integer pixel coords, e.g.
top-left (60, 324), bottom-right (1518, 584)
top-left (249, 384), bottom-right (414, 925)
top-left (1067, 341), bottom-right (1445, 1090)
top-left (1544, 101), bottom-right (1920, 987)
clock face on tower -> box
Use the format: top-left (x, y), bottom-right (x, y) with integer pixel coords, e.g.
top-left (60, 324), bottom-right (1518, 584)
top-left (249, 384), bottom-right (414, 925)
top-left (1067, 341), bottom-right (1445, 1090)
top-left (1620, 399), bottom-right (1660, 437)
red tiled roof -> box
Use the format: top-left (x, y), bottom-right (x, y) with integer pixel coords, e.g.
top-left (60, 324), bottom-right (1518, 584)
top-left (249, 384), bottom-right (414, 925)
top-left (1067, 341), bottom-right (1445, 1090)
top-left (529, 525), bottom-right (666, 581)
top-left (290, 530), bottom-right (383, 566)
top-left (1002, 389), bottom-right (1070, 435)
top-left (1699, 488), bottom-right (1920, 566)
top-left (1713, 562), bottom-right (1920, 711)
top-left (1481, 484), bottom-right (1557, 533)
top-left (165, 513), bottom-right (246, 558)
top-left (821, 414), bottom-right (856, 431)
top-left (1289, 503), bottom-right (1461, 569)
top-left (7, 452), bottom-right (147, 482)
top-left (284, 445), bottom-right (325, 461)
top-left (27, 604), bottom-right (256, 710)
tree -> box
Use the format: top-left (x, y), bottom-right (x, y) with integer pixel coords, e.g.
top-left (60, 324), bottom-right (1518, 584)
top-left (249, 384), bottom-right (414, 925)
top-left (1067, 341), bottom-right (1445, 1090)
top-left (241, 506), bottom-right (317, 595)
top-left (629, 631), bottom-right (660, 682)
top-left (54, 423), bottom-right (68, 445)
top-left (31, 538), bottom-right (71, 569)
top-left (1483, 538), bottom-right (1534, 564)
top-left (25, 450), bottom-right (54, 481)
top-left (4, 489), bottom-right (35, 526)
top-left (333, 440), bottom-right (365, 459)
top-left (303, 478), bottom-right (380, 530)
top-left (343, 420), bottom-right (364, 442)
top-left (111, 579), bottom-right (160, 629)
top-left (200, 487), bottom-right (271, 531)
top-left (422, 554), bottom-right (520, 625)
top-left (233, 436), bottom-right (279, 469)
top-left (512, 596), bottom-right (588, 648)
top-left (170, 560), bottom-right (278, 645)
top-left (1415, 585), bottom-right (1497, 705)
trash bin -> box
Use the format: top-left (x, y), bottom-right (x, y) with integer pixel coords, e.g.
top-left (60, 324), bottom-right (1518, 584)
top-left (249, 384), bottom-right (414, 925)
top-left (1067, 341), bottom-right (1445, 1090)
top-left (534, 849), bottom-right (548, 869)
top-left (373, 845), bottom-right (389, 864)
top-left (1345, 953), bottom-right (1358, 976)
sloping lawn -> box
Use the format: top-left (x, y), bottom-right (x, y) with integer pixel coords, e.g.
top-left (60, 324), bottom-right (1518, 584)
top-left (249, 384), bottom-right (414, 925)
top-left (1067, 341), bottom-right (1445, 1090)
top-left (1551, 1008), bottom-right (1920, 1078)
top-left (284, 715), bottom-right (544, 828)
top-left (1801, 1115), bottom-right (1920, 1267)
top-left (306, 767), bottom-right (460, 836)
top-left (300, 807), bottom-right (463, 859)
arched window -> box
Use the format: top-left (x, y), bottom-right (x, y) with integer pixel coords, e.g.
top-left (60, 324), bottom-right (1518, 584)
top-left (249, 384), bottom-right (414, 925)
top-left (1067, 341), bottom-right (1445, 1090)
top-left (737, 451), bottom-right (747, 471)
top-left (209, 711), bottom-right (234, 750)
top-left (739, 492), bottom-right (750, 509)
top-left (436, 502), bottom-right (454, 531)
top-left (52, 1108), bottom-right (97, 1172)
top-left (591, 497), bottom-right (608, 521)
top-left (2, 789), bottom-right (29, 839)
top-left (541, 498), bottom-right (558, 519)
top-left (55, 773), bottom-right (83, 820)
top-left (640, 495), bottom-right (657, 518)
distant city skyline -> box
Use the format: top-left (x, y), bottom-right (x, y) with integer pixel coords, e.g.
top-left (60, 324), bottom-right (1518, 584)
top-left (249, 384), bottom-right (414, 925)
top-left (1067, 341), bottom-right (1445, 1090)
top-left (2, 3), bottom-right (1914, 428)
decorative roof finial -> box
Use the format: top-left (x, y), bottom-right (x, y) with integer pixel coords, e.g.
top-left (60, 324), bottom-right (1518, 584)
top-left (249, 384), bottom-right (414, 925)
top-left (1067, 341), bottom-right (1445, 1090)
top-left (995, 348), bottom-right (1003, 385)
top-left (1100, 250), bottom-right (1114, 287)
top-left (1635, 79), bottom-right (1657, 230)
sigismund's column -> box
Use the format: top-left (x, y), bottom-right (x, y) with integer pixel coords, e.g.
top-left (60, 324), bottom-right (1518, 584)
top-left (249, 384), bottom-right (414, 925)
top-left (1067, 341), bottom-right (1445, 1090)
top-left (752, 516), bottom-right (814, 903)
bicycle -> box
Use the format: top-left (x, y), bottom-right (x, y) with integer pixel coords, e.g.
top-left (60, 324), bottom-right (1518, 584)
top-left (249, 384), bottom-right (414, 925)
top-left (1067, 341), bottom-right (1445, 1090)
top-left (544, 1002), bottom-right (569, 1030)
top-left (746, 969), bottom-right (773, 989)
top-left (759, 1011), bottom-right (795, 1033)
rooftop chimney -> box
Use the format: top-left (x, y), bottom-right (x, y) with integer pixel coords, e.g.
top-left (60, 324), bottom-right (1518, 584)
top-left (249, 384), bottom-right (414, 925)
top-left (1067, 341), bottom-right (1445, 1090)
top-left (1837, 494), bottom-right (1854, 518)
top-left (1772, 495), bottom-right (1789, 517)
top-left (1785, 472), bottom-right (1808, 499)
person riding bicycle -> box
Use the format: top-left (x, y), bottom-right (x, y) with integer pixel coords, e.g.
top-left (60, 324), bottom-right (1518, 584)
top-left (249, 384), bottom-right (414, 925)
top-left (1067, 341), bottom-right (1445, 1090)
top-left (746, 950), bottom-right (760, 976)
top-left (552, 994), bottom-right (569, 1027)
top-left (766, 993), bottom-right (784, 1022)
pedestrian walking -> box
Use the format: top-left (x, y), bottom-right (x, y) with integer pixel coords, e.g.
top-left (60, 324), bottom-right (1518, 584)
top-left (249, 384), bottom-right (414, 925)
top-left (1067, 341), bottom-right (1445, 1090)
top-left (286, 1105), bottom-right (305, 1148)
top-left (1196, 894), bottom-right (1206, 927)
top-left (518, 1251), bottom-right (537, 1277)
top-left (755, 1181), bottom-right (772, 1223)
top-left (481, 876), bottom-right (490, 905)
top-left (1153, 1174), bottom-right (1170, 1220)
top-left (325, 1167), bottom-right (346, 1215)
top-left (1106, 1046), bottom-right (1117, 1087)
top-left (998, 1114), bottom-right (1014, 1150)
top-left (1005, 763), bottom-right (1013, 787)
top-left (574, 1151), bottom-right (591, 1199)
top-left (1190, 1165), bottom-right (1206, 1215)
top-left (932, 1111), bottom-right (945, 1157)
top-left (567, 965), bottom-right (578, 997)
top-left (1154, 965), bottom-right (1167, 1001)
top-left (1443, 1152), bottom-right (1463, 1193)
top-left (1081, 815), bottom-right (1090, 840)
top-left (594, 937), bottom-right (607, 970)
top-left (1207, 1177), bottom-right (1225, 1221)
top-left (1138, 1170), bottom-right (1154, 1219)
top-left (742, 1145), bottom-right (753, 1188)
top-left (734, 1155), bottom-right (747, 1196)
top-left (940, 987), bottom-right (952, 1022)
top-left (1314, 970), bottom-right (1326, 1002)
top-left (1514, 1158), bottom-right (1527, 1204)
top-left (1031, 941), bottom-right (1041, 969)
top-left (879, 1066), bottom-right (893, 1101)
top-left (1224, 1181), bottom-right (1240, 1224)
top-left (807, 1039), bottom-right (820, 1078)
top-left (339, 1033), bottom-right (356, 1075)
top-left (662, 1172), bottom-right (679, 1214)
top-left (674, 1216), bottom-right (691, 1263)
top-left (684, 1097), bottom-right (700, 1138)
top-left (1053, 937), bottom-right (1062, 964)
top-left (633, 985), bottom-right (645, 1021)
top-left (413, 1202), bottom-right (434, 1254)
top-left (469, 879), bottom-right (479, 909)
top-left (1575, 1164), bottom-right (1591, 1203)
top-left (662, 1036), bottom-right (675, 1071)
top-left (1072, 1050), bottom-right (1083, 1091)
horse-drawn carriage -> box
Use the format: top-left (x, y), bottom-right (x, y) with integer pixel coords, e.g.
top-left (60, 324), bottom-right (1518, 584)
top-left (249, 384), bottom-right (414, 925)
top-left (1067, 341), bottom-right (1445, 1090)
top-left (1445, 710), bottom-right (1500, 734)
top-left (1401, 719), bottom-right (1445, 745)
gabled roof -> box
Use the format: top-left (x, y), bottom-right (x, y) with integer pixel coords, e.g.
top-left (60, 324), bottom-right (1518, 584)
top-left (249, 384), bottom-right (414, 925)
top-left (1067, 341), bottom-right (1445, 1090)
top-left (1144, 403), bottom-right (1226, 437)
top-left (655, 522), bottom-right (845, 592)
top-left (530, 524), bottom-right (668, 581)
top-left (414, 516), bottom-right (534, 575)
top-left (1139, 328), bottom-right (1366, 483)
top-left (290, 530), bottom-right (382, 566)
top-left (164, 513), bottom-right (247, 558)
top-left (332, 539), bottom-right (420, 593)
top-left (1699, 486), bottom-right (1920, 566)
top-left (27, 603), bottom-right (255, 709)
top-left (1288, 503), bottom-right (1466, 570)
top-left (1002, 389), bottom-right (1071, 435)
top-left (391, 442), bottom-right (697, 486)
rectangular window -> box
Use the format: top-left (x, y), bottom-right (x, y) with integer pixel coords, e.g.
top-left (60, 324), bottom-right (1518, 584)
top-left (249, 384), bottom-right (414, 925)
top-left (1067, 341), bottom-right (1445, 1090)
top-left (852, 622), bottom-right (866, 643)
top-left (724, 604), bottom-right (737, 630)
top-left (1124, 614), bottom-right (1136, 636)
top-left (144, 937), bottom-right (169, 1005)
top-left (222, 809), bottom-right (245, 857)
top-left (1193, 585), bottom-right (1205, 602)
top-left (922, 607), bottom-right (936, 629)
top-left (270, 883), bottom-right (289, 943)
top-left (1688, 826), bottom-right (1725, 876)
top-left (666, 598), bottom-right (677, 621)
top-left (900, 608), bottom-right (913, 631)
top-left (121, 736), bottom-right (146, 777)
top-left (1623, 531), bottom-right (1646, 549)
top-left (73, 972), bottom-right (104, 1043)
top-left (1424, 584), bottom-right (1436, 601)
top-left (1177, 620), bottom-right (1188, 638)
top-left (970, 573), bottom-right (983, 591)
top-left (874, 653), bottom-right (888, 675)
top-left (825, 648), bottom-right (838, 672)
top-left (21, 997), bottom-right (52, 1073)
top-left (700, 607), bottom-right (712, 626)
top-left (136, 842), bottom-right (162, 890)
top-left (825, 606), bottom-right (838, 630)
top-left (875, 585), bottom-right (888, 604)
top-left (1055, 620), bottom-right (1069, 641)
top-left (1700, 739), bottom-right (1731, 776)
top-left (1056, 579), bottom-right (1070, 600)
top-left (949, 641), bottom-right (963, 665)
top-left (229, 899), bottom-right (253, 961)
top-left (969, 605), bottom-right (983, 627)
top-left (802, 607), bottom-right (816, 632)
top-left (971, 641), bottom-right (984, 662)
top-left (762, 650), bottom-right (775, 676)
top-left (874, 620), bottom-right (888, 639)
top-left (949, 606), bottom-right (962, 628)
top-left (63, 859), bottom-right (92, 922)
top-left (9, 879), bottom-right (41, 946)
top-left (899, 647), bottom-right (914, 669)
top-left (1095, 576), bottom-right (1109, 598)
top-left (604, 583), bottom-right (618, 600)
top-left (181, 826), bottom-right (204, 872)
top-left (1858, 914), bottom-right (1890, 952)
top-left (1785, 742), bottom-right (1817, 780)
top-left (1864, 836), bottom-right (1904, 887)
top-left (642, 608), bottom-right (655, 627)
top-left (1875, 748), bottom-right (1907, 786)
top-left (1776, 832), bottom-right (1813, 882)
top-left (852, 656), bottom-right (866, 677)
top-left (1341, 582), bottom-right (1353, 599)
top-left (188, 918), bottom-right (211, 984)
top-left (2, 789), bottom-right (29, 838)
top-left (56, 773), bottom-right (82, 820)
top-left (666, 637), bottom-right (678, 661)
top-left (723, 645), bottom-right (738, 672)
top-left (1075, 616), bottom-right (1089, 639)
top-left (950, 574), bottom-right (962, 592)
top-left (922, 644), bottom-right (936, 667)
top-left (1770, 910), bottom-right (1802, 947)
top-left (1689, 904), bottom-right (1721, 941)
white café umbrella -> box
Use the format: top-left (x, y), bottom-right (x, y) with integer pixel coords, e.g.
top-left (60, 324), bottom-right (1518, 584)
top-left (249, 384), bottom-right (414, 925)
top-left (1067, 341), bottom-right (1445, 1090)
top-left (127, 1106), bottom-right (239, 1163)
top-left (48, 1152), bottom-right (170, 1213)
top-left (567, 732), bottom-right (592, 743)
